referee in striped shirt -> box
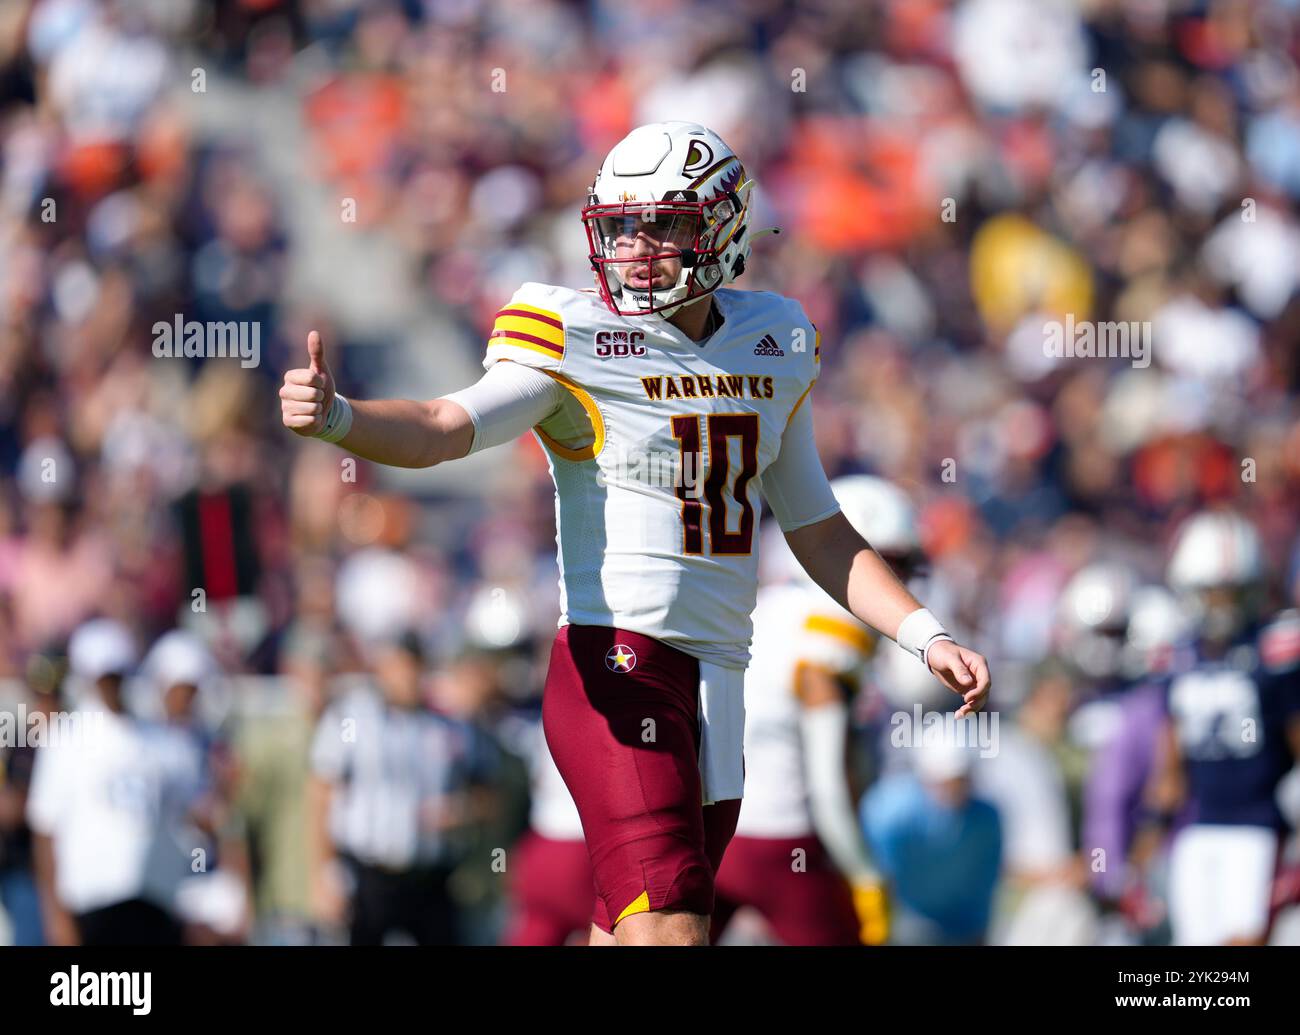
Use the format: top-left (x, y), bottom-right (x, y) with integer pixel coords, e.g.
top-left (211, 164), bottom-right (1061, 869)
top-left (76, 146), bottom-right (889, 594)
top-left (308, 631), bottom-right (498, 945)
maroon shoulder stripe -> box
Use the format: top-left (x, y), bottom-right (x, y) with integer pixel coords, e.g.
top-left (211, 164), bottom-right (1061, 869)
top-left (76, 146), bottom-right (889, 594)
top-left (490, 330), bottom-right (564, 355)
top-left (497, 308), bottom-right (563, 331)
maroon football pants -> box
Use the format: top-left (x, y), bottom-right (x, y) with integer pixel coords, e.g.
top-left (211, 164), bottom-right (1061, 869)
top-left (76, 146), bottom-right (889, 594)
top-left (542, 624), bottom-right (741, 933)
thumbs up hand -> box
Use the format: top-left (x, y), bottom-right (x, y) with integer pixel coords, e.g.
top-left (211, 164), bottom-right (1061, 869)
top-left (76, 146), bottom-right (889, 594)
top-left (281, 331), bottom-right (337, 437)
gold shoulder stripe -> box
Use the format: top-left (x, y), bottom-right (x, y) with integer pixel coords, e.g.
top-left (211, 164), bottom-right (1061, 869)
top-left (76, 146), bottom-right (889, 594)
top-left (487, 335), bottom-right (563, 360)
top-left (804, 613), bottom-right (873, 652)
top-left (490, 327), bottom-right (563, 354)
top-left (488, 299), bottom-right (565, 359)
top-left (786, 380), bottom-right (815, 428)
top-left (503, 301), bottom-right (563, 326)
top-left (493, 311), bottom-right (563, 347)
top-left (534, 368), bottom-right (605, 462)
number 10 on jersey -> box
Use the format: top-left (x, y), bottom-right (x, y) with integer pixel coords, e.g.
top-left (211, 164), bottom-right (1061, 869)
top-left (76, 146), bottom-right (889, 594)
top-left (670, 413), bottom-right (759, 556)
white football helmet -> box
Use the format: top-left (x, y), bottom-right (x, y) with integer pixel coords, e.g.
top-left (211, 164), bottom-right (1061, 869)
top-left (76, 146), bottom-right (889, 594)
top-left (1122, 585), bottom-right (1193, 678)
top-left (830, 475), bottom-right (922, 561)
top-left (1057, 561), bottom-right (1139, 680)
top-left (134, 629), bottom-right (229, 728)
top-left (1167, 509), bottom-right (1265, 641)
top-left (460, 584), bottom-right (536, 703)
top-left (1060, 563), bottom-right (1138, 634)
top-left (583, 122), bottom-right (763, 319)
top-left (1167, 510), bottom-right (1264, 590)
top-left (463, 584), bottom-right (530, 652)
top-left (65, 617), bottom-right (137, 709)
top-left (67, 618), bottom-right (137, 681)
top-left (760, 475), bottom-right (922, 587)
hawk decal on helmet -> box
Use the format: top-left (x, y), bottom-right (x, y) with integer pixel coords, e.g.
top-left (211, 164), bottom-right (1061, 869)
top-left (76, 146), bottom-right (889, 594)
top-left (682, 139), bottom-right (715, 176)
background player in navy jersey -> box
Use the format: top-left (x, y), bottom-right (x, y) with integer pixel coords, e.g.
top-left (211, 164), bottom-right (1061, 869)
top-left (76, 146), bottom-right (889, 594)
top-left (1144, 510), bottom-right (1300, 945)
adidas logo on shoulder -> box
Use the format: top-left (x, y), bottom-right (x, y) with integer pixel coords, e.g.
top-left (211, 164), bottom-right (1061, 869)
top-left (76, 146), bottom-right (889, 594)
top-left (753, 334), bottom-right (784, 357)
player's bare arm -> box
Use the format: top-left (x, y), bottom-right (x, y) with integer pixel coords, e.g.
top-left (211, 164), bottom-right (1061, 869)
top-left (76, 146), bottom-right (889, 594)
top-left (280, 330), bottom-right (475, 468)
top-left (785, 511), bottom-right (991, 717)
top-left (31, 832), bottom-right (78, 946)
top-left (305, 773), bottom-right (348, 926)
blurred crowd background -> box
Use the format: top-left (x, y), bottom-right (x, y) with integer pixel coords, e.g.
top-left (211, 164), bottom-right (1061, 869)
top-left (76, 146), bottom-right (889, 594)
top-left (1, 0), bottom-right (1299, 946)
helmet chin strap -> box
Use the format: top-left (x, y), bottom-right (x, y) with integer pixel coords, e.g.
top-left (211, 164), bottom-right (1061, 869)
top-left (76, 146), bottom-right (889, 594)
top-left (626, 287), bottom-right (719, 321)
top-left (616, 265), bottom-right (695, 319)
top-left (621, 286), bottom-right (690, 319)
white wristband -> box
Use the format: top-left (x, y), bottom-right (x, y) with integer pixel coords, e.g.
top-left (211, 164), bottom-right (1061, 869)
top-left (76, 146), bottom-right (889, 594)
top-left (316, 393), bottom-right (353, 444)
top-left (896, 608), bottom-right (953, 671)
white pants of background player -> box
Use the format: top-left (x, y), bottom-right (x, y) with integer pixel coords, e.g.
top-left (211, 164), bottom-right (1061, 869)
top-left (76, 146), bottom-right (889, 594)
top-left (1168, 824), bottom-right (1277, 945)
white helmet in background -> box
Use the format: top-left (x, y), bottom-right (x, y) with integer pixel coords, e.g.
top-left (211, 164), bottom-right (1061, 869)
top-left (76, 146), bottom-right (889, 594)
top-left (68, 618), bottom-right (137, 682)
top-left (1056, 562), bottom-right (1138, 680)
top-left (583, 122), bottom-right (762, 319)
top-left (1167, 510), bottom-right (1264, 590)
top-left (336, 547), bottom-right (420, 647)
top-left (915, 737), bottom-right (974, 784)
top-left (1060, 563), bottom-right (1137, 633)
top-left (1167, 510), bottom-right (1265, 642)
top-left (137, 629), bottom-right (229, 728)
top-left (459, 584), bottom-right (537, 703)
top-left (145, 629), bottom-right (219, 690)
top-left (824, 476), bottom-right (940, 709)
top-left (1122, 585), bottom-right (1194, 678)
top-left (830, 475), bottom-right (922, 564)
top-left (463, 585), bottom-right (531, 652)
top-left (761, 475), bottom-right (923, 588)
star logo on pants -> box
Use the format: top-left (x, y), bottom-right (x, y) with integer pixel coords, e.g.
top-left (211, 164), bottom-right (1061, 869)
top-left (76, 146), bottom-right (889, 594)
top-left (605, 644), bottom-right (637, 673)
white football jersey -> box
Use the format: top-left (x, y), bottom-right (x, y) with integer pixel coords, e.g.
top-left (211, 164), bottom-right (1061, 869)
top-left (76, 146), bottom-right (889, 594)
top-left (734, 581), bottom-right (876, 837)
top-left (483, 282), bottom-right (826, 669)
top-left (25, 707), bottom-right (205, 914)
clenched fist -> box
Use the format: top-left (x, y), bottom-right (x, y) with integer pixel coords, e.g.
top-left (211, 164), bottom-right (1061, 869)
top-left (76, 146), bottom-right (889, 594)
top-left (280, 331), bottom-right (336, 436)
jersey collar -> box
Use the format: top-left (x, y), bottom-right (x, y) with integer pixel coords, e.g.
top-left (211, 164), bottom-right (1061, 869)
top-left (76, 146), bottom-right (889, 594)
top-left (653, 290), bottom-right (732, 352)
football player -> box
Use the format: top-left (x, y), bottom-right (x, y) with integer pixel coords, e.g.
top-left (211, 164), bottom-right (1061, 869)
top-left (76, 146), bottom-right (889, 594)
top-left (711, 476), bottom-right (915, 945)
top-left (453, 585), bottom-right (596, 946)
top-left (502, 725), bottom-right (594, 946)
top-left (1143, 511), bottom-right (1300, 945)
top-left (281, 122), bottom-right (991, 946)
top-left (1056, 562), bottom-right (1140, 692)
top-left (1082, 584), bottom-right (1193, 944)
